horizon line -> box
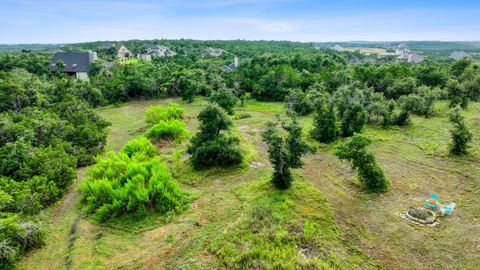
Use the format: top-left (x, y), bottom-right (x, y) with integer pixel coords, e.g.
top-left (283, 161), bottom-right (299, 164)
top-left (1, 39), bottom-right (480, 46)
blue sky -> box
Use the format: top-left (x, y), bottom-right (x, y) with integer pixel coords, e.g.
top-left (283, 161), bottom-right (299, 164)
top-left (1, 0), bottom-right (479, 43)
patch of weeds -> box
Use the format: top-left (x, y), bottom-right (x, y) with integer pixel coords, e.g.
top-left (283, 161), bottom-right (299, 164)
top-left (209, 179), bottom-right (383, 269)
top-left (165, 233), bottom-right (174, 244)
top-left (233, 113), bottom-right (252, 120)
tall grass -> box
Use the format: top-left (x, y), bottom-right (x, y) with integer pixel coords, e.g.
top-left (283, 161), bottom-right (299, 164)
top-left (145, 119), bottom-right (189, 142)
top-left (145, 102), bottom-right (185, 125)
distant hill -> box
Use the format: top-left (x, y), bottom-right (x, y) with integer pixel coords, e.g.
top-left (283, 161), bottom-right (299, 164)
top-left (313, 41), bottom-right (480, 60)
top-left (0, 44), bottom-right (62, 52)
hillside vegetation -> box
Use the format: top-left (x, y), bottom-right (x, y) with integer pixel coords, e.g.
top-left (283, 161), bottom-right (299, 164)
top-left (0, 40), bottom-right (479, 269)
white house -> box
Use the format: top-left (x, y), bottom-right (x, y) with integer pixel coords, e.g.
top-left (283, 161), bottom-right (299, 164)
top-left (396, 44), bottom-right (410, 56)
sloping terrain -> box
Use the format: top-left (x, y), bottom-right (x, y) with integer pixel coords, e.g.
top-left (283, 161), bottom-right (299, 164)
top-left (17, 99), bottom-right (480, 269)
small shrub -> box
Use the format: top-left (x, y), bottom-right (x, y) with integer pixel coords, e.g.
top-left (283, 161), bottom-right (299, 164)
top-left (0, 214), bottom-right (44, 268)
top-left (233, 113), bottom-right (252, 120)
top-left (448, 106), bottom-right (472, 155)
top-left (334, 134), bottom-right (389, 193)
top-left (189, 135), bottom-right (243, 170)
top-left (80, 150), bottom-right (189, 222)
top-left (80, 137), bottom-right (188, 221)
top-left (188, 104), bottom-right (243, 170)
top-left (121, 137), bottom-right (157, 158)
top-left (145, 102), bottom-right (185, 125)
top-left (145, 119), bottom-right (189, 142)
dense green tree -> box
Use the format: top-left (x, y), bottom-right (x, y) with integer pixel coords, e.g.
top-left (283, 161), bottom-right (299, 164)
top-left (310, 96), bottom-right (339, 143)
top-left (208, 88), bottom-right (238, 115)
top-left (262, 123), bottom-right (292, 189)
top-left (386, 77), bottom-right (417, 99)
top-left (253, 65), bottom-right (300, 101)
top-left (285, 88), bottom-right (313, 115)
top-left (187, 104), bottom-right (243, 169)
top-left (262, 117), bottom-right (314, 189)
top-left (334, 87), bottom-right (367, 137)
top-left (334, 134), bottom-right (389, 193)
top-left (446, 79), bottom-right (468, 108)
top-left (450, 58), bottom-right (472, 78)
top-left (448, 106), bottom-right (472, 155)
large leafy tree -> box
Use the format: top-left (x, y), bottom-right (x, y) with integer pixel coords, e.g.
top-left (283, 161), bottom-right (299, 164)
top-left (208, 88), bottom-right (238, 115)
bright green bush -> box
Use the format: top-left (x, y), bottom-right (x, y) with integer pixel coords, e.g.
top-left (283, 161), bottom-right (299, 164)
top-left (121, 137), bottom-right (157, 158)
top-left (145, 119), bottom-right (189, 142)
top-left (145, 102), bottom-right (185, 125)
top-left (80, 139), bottom-right (189, 222)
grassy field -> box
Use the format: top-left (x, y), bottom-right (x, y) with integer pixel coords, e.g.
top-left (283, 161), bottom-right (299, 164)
top-left (341, 47), bottom-right (395, 57)
top-left (17, 98), bottom-right (480, 269)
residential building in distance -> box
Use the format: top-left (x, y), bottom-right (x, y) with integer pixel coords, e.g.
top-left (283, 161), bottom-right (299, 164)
top-left (99, 43), bottom-right (132, 59)
top-left (50, 51), bottom-right (97, 80)
top-left (114, 44), bottom-right (132, 59)
top-left (450, 51), bottom-right (472, 60)
top-left (224, 56), bottom-right (239, 72)
top-left (331, 44), bottom-right (344, 52)
top-left (395, 43), bottom-right (410, 56)
top-left (205, 47), bottom-right (224, 57)
top-left (137, 45), bottom-right (177, 61)
top-left (396, 52), bottom-right (424, 64)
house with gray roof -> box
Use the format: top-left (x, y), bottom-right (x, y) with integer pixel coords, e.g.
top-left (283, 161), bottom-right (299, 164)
top-left (407, 52), bottom-right (424, 64)
top-left (205, 47), bottom-right (224, 57)
top-left (50, 51), bottom-right (97, 80)
top-left (396, 52), bottom-right (424, 64)
top-left (450, 51), bottom-right (472, 61)
top-left (137, 45), bottom-right (176, 61)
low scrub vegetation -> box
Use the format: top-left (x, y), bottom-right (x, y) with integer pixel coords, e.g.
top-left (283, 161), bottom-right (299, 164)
top-left (0, 215), bottom-right (44, 268)
top-left (145, 102), bottom-right (185, 125)
top-left (80, 138), bottom-right (189, 222)
top-left (145, 119), bottom-right (189, 142)
top-left (210, 180), bottom-right (379, 269)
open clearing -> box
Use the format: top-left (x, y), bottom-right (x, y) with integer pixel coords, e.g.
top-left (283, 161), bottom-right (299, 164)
top-left (17, 98), bottom-right (480, 269)
top-left (342, 47), bottom-right (395, 57)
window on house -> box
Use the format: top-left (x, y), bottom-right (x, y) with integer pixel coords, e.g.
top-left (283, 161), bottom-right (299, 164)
top-left (72, 64), bottom-right (77, 67)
